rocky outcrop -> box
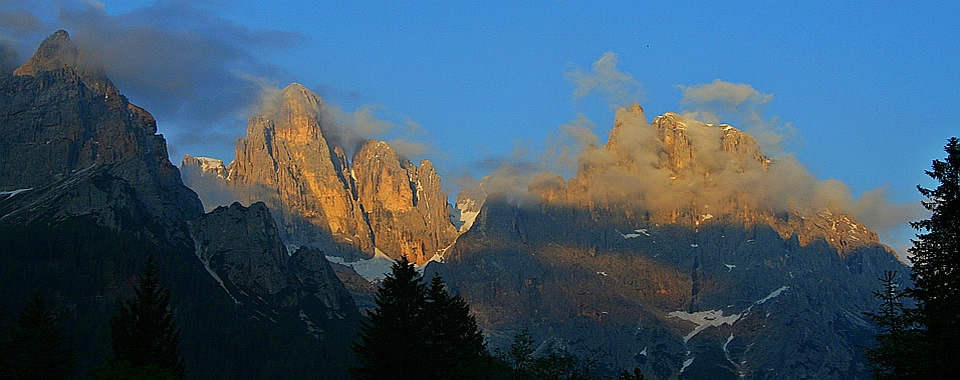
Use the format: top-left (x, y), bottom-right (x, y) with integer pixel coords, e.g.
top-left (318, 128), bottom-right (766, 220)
top-left (190, 201), bottom-right (357, 325)
top-left (0, 30), bottom-right (202, 238)
top-left (184, 83), bottom-right (457, 265)
top-left (353, 139), bottom-right (458, 264)
top-left (226, 83), bottom-right (375, 259)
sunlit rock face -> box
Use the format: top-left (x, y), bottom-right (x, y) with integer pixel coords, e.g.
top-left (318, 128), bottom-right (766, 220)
top-left (184, 83), bottom-right (458, 265)
top-left (353, 139), bottom-right (458, 265)
top-left (227, 83), bottom-right (376, 259)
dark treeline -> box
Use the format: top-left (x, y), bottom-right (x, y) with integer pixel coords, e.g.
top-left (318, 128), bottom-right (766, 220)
top-left (0, 257), bottom-right (183, 379)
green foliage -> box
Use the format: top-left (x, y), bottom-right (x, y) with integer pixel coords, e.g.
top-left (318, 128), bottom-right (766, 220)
top-left (862, 271), bottom-right (922, 378)
top-left (110, 256), bottom-right (184, 378)
top-left (906, 137), bottom-right (960, 376)
top-left (0, 293), bottom-right (74, 379)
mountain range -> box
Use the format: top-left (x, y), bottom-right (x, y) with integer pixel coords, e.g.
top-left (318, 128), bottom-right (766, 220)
top-left (1, 31), bottom-right (906, 379)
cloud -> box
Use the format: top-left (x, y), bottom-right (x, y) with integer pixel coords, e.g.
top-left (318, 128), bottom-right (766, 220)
top-left (680, 79), bottom-right (773, 108)
top-left (680, 79), bottom-right (793, 154)
top-left (565, 51), bottom-right (643, 106)
top-left (543, 114), bottom-right (599, 177)
top-left (461, 74), bottom-right (916, 247)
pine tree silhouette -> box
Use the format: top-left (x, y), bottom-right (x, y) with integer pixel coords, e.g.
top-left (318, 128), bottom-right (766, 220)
top-left (351, 256), bottom-right (428, 379)
top-left (424, 274), bottom-right (486, 378)
top-left (862, 271), bottom-right (921, 378)
top-left (0, 293), bottom-right (74, 379)
top-left (907, 137), bottom-right (960, 377)
top-left (352, 257), bottom-right (489, 379)
top-left (110, 256), bottom-right (184, 378)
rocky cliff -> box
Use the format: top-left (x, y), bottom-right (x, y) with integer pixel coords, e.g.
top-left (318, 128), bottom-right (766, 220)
top-left (352, 139), bottom-right (458, 264)
top-left (190, 201), bottom-right (358, 330)
top-left (183, 84), bottom-right (457, 265)
top-left (0, 30), bottom-right (202, 240)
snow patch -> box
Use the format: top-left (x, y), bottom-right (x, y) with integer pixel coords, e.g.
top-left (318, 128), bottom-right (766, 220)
top-left (756, 286), bottom-right (789, 305)
top-left (455, 199), bottom-right (480, 232)
top-left (668, 309), bottom-right (742, 343)
top-left (700, 213), bottom-right (714, 221)
top-left (639, 347), bottom-right (647, 356)
top-left (0, 188), bottom-right (33, 198)
top-left (680, 357), bottom-right (695, 373)
top-left (597, 271), bottom-right (608, 277)
top-left (326, 248), bottom-right (395, 280)
top-left (724, 263), bottom-right (736, 271)
top-left (690, 243), bottom-right (699, 248)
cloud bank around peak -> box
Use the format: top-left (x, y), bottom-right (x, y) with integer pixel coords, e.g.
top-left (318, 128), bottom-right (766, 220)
top-left (679, 79), bottom-right (794, 154)
top-left (461, 58), bottom-right (921, 250)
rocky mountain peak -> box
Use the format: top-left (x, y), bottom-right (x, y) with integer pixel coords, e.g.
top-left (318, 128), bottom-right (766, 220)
top-left (13, 30), bottom-right (77, 76)
top-left (13, 30), bottom-right (116, 96)
top-left (270, 82), bottom-right (324, 142)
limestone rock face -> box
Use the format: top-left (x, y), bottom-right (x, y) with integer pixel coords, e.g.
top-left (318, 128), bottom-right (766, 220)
top-left (190, 201), bottom-right (357, 331)
top-left (185, 84), bottom-right (458, 265)
top-left (353, 139), bottom-right (458, 264)
top-left (227, 83), bottom-right (375, 258)
top-left (0, 30), bottom-right (202, 237)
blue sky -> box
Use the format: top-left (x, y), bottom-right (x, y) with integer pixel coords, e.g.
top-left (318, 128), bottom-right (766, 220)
top-left (2, 1), bottom-right (958, 254)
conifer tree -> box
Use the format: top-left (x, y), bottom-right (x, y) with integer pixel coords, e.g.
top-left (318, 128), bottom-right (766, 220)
top-left (110, 256), bottom-right (184, 378)
top-left (423, 275), bottom-right (486, 378)
top-left (862, 271), bottom-right (921, 378)
top-left (907, 137), bottom-right (960, 376)
top-left (0, 293), bottom-right (74, 378)
top-left (351, 256), bottom-right (429, 379)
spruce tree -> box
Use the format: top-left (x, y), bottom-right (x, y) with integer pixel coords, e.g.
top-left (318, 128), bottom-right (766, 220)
top-left (423, 275), bottom-right (487, 378)
top-left (351, 256), bottom-right (429, 379)
top-left (907, 137), bottom-right (960, 376)
top-left (0, 293), bottom-right (74, 379)
top-left (110, 256), bottom-right (184, 378)
top-left (862, 271), bottom-right (921, 378)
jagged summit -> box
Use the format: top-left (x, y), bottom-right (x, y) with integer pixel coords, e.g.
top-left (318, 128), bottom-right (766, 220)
top-left (184, 83), bottom-right (457, 265)
top-left (13, 30), bottom-right (117, 97)
top-left (13, 30), bottom-right (77, 76)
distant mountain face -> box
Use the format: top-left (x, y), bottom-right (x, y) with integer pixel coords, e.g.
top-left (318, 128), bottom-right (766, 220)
top-left (181, 84), bottom-right (458, 265)
top-left (1, 31), bottom-right (360, 378)
top-left (430, 105), bottom-right (907, 378)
